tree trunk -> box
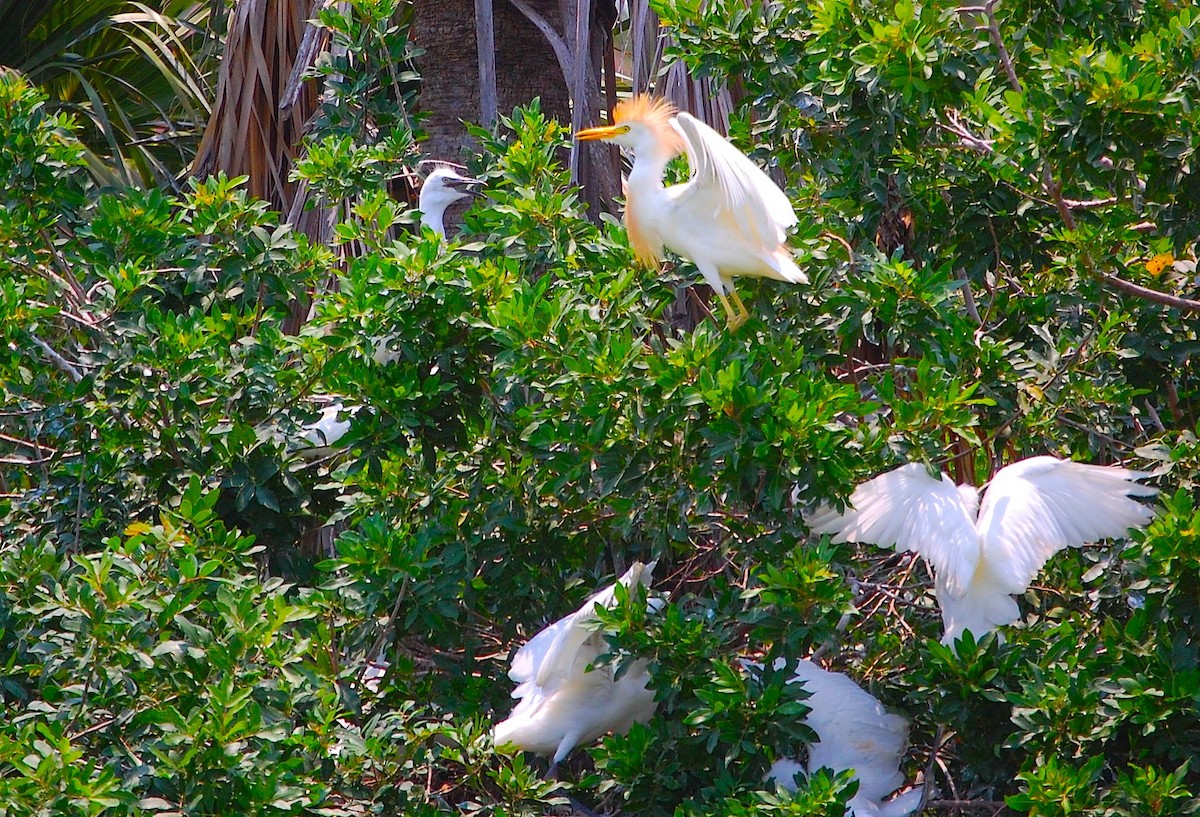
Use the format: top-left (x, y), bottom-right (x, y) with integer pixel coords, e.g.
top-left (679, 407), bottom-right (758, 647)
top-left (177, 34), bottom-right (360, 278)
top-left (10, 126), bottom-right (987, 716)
top-left (191, 0), bottom-right (325, 336)
top-left (410, 0), bottom-right (619, 215)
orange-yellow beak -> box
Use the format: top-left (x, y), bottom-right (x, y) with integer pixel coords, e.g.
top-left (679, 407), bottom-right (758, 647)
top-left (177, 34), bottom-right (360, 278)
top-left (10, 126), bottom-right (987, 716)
top-left (575, 124), bottom-right (624, 141)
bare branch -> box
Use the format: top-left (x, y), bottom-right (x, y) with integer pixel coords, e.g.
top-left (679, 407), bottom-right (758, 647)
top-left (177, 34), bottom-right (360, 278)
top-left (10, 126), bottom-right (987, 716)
top-left (925, 799), bottom-right (1009, 813)
top-left (30, 333), bottom-right (83, 382)
top-left (956, 267), bottom-right (982, 326)
top-left (982, 0), bottom-right (1021, 93)
top-left (1098, 273), bottom-right (1200, 313)
top-left (503, 0), bottom-right (574, 94)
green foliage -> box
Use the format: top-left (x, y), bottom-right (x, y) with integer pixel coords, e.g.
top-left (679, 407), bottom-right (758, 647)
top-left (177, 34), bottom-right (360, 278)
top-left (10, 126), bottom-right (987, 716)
top-left (3, 0), bottom-right (1200, 813)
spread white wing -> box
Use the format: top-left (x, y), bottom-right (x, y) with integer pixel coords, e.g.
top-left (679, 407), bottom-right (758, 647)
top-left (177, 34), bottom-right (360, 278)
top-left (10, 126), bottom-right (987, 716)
top-left (976, 457), bottom-right (1157, 594)
top-left (670, 112), bottom-right (797, 249)
top-left (807, 463), bottom-right (981, 597)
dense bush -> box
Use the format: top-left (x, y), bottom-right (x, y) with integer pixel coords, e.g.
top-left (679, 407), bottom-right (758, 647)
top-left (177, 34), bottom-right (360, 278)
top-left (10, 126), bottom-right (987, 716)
top-left (2, 0), bottom-right (1200, 814)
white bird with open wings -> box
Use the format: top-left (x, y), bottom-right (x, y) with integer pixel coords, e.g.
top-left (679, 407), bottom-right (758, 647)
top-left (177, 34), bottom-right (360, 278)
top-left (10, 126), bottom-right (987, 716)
top-left (576, 96), bottom-right (805, 328)
top-left (807, 457), bottom-right (1157, 645)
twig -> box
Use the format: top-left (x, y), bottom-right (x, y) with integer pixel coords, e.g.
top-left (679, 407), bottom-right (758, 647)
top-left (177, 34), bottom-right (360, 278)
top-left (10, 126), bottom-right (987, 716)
top-left (1055, 415), bottom-right (1133, 449)
top-left (30, 334), bottom-right (83, 382)
top-left (822, 230), bottom-right (854, 261)
top-left (956, 267), bottom-right (982, 326)
top-left (1143, 400), bottom-right (1166, 433)
top-left (919, 724), bottom-right (952, 812)
top-left (981, 0), bottom-right (1021, 93)
top-left (925, 800), bottom-right (1008, 814)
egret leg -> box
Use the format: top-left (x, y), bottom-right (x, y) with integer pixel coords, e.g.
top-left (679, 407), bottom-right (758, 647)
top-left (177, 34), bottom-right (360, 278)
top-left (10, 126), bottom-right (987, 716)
top-left (729, 289), bottom-right (751, 327)
top-left (714, 291), bottom-right (744, 330)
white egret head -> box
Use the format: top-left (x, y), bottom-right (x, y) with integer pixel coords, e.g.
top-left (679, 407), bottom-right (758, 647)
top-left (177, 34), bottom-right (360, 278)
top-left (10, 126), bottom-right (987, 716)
top-left (418, 165), bottom-right (482, 237)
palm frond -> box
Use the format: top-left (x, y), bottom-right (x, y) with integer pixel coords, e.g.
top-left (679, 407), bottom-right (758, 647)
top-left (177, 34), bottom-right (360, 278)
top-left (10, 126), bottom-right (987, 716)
top-left (1, 0), bottom-right (216, 188)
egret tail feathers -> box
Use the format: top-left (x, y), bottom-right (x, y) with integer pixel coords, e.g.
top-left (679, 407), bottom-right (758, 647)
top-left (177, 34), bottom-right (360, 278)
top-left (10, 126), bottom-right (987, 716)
top-left (771, 247), bottom-right (809, 284)
top-left (938, 575), bottom-right (1020, 647)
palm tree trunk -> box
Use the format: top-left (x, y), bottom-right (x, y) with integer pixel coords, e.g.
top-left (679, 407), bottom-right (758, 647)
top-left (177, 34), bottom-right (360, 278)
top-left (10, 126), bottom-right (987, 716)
top-left (411, 0), bottom-right (619, 214)
top-left (192, 0), bottom-right (324, 335)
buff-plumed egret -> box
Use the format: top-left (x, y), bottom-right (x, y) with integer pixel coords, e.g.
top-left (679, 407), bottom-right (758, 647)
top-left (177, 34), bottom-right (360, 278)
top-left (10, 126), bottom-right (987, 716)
top-left (765, 659), bottom-right (923, 817)
top-left (492, 561), bottom-right (658, 773)
top-left (807, 457), bottom-right (1158, 647)
top-left (575, 97), bottom-right (806, 329)
top-left (418, 166), bottom-right (482, 239)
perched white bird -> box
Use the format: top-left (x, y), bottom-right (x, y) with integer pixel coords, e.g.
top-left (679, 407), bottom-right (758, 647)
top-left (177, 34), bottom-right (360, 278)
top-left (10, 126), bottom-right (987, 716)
top-left (493, 561), bottom-right (659, 772)
top-left (765, 659), bottom-right (922, 817)
top-left (575, 96), bottom-right (806, 329)
top-left (418, 165), bottom-right (482, 239)
top-left (807, 457), bottom-right (1158, 645)
top-left (366, 166), bottom-right (481, 366)
top-left (298, 402), bottom-right (357, 449)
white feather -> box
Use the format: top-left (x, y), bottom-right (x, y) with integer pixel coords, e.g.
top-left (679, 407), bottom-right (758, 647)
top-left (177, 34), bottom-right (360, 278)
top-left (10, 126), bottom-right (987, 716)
top-left (807, 463), bottom-right (980, 597)
top-left (976, 457), bottom-right (1158, 594)
top-left (808, 457), bottom-right (1156, 645)
top-left (765, 659), bottom-right (920, 817)
top-left (671, 113), bottom-right (797, 247)
top-left (493, 562), bottom-right (658, 763)
top-left (298, 402), bottom-right (355, 448)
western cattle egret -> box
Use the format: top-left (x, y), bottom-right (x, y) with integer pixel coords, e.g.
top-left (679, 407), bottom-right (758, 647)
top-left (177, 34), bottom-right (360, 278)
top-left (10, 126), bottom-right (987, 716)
top-left (764, 659), bottom-right (922, 817)
top-left (807, 457), bottom-right (1158, 646)
top-left (575, 96), bottom-right (806, 329)
top-left (418, 166), bottom-right (482, 239)
top-left (492, 561), bottom-right (659, 772)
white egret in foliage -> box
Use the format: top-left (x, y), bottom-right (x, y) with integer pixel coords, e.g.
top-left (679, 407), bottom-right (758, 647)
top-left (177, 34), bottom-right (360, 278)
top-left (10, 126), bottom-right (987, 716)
top-left (492, 561), bottom-right (658, 772)
top-left (807, 457), bottom-right (1158, 646)
top-left (575, 96), bottom-right (806, 329)
top-left (766, 660), bottom-right (923, 817)
top-left (368, 166), bottom-right (483, 367)
top-left (299, 402), bottom-right (355, 448)
top-left (418, 165), bottom-right (482, 239)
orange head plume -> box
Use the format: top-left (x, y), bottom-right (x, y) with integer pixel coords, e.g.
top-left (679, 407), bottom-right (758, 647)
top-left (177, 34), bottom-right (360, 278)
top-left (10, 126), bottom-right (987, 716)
top-left (614, 96), bottom-right (685, 155)
top-left (576, 95), bottom-right (685, 157)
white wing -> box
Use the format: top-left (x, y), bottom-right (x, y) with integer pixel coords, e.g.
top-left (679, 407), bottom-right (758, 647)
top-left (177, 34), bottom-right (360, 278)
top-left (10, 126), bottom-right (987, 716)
top-left (506, 562), bottom-right (655, 689)
top-left (300, 403), bottom-right (354, 447)
top-left (786, 660), bottom-right (908, 804)
top-left (976, 457), bottom-right (1157, 594)
top-left (670, 113), bottom-right (797, 250)
top-left (496, 562), bottom-right (658, 761)
top-left (807, 463), bottom-right (981, 597)
top-left (508, 615), bottom-right (574, 687)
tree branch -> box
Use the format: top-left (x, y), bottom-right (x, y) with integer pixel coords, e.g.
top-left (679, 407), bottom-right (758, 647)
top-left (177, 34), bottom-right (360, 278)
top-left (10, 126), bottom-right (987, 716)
top-left (30, 333), bottom-right (83, 382)
top-left (1097, 273), bottom-right (1200, 313)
